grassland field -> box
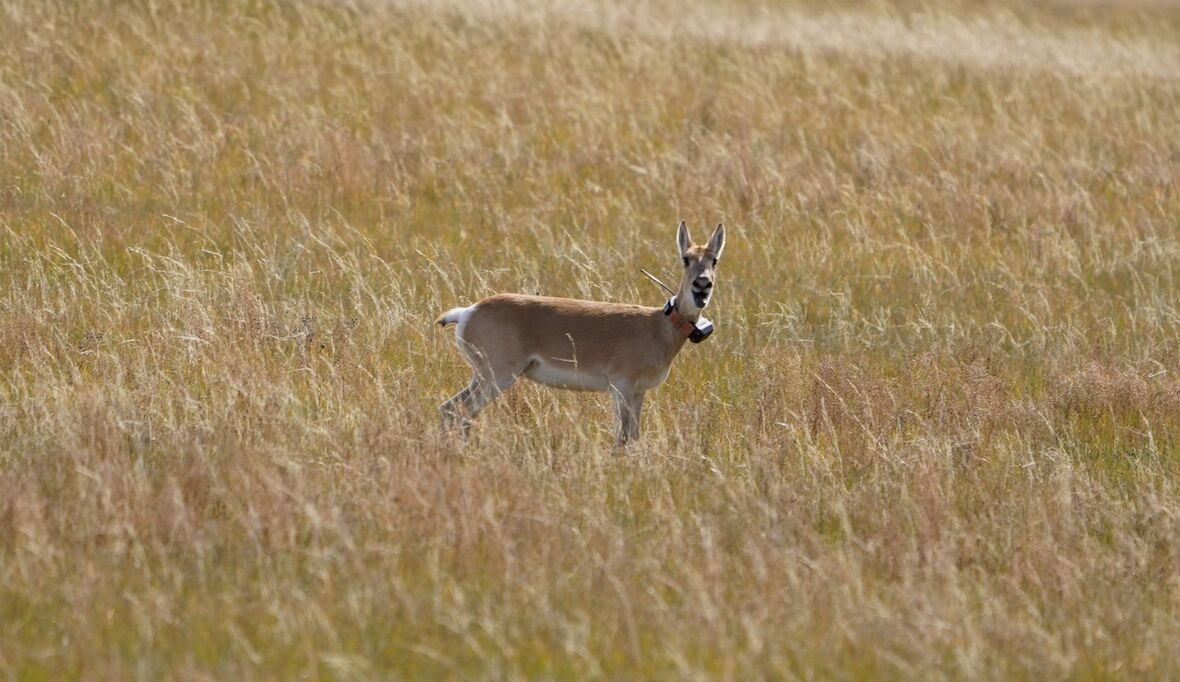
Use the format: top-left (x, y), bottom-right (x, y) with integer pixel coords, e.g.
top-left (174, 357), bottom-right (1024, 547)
top-left (3, 0), bottom-right (1180, 678)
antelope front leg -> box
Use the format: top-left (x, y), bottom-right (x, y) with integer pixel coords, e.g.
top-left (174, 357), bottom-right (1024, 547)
top-left (612, 388), bottom-right (646, 446)
top-left (626, 391), bottom-right (646, 443)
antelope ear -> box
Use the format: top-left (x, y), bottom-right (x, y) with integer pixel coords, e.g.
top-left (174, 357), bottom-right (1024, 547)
top-left (708, 223), bottom-right (726, 260)
top-left (677, 220), bottom-right (692, 256)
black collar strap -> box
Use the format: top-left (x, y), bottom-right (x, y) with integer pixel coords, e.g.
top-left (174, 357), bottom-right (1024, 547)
top-left (663, 297), bottom-right (714, 344)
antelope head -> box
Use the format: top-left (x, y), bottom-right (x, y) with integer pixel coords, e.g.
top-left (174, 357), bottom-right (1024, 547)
top-left (676, 221), bottom-right (726, 316)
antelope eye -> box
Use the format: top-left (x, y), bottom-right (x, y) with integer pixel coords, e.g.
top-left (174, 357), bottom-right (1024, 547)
top-left (682, 257), bottom-right (690, 267)
top-left (712, 258), bottom-right (718, 267)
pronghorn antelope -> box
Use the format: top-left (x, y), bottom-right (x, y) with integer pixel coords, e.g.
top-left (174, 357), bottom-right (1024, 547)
top-left (436, 221), bottom-right (726, 445)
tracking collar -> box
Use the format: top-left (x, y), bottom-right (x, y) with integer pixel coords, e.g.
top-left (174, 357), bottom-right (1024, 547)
top-left (663, 297), bottom-right (714, 344)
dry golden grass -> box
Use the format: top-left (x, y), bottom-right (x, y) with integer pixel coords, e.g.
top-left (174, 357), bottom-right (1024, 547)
top-left (3, 0), bottom-right (1180, 677)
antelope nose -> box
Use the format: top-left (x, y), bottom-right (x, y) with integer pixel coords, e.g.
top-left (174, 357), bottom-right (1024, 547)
top-left (694, 278), bottom-right (712, 290)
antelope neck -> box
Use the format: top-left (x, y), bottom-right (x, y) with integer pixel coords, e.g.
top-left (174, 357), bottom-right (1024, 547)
top-left (664, 297), bottom-right (697, 338)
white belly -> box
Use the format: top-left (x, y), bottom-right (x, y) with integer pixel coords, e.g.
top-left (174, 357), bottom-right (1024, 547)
top-left (523, 358), bottom-right (611, 392)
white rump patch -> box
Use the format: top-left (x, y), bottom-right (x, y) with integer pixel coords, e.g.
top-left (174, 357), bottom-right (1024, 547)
top-left (438, 306), bottom-right (470, 326)
top-left (444, 305), bottom-right (480, 363)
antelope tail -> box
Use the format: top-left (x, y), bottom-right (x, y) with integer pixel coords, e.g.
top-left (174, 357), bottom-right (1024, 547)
top-left (436, 306), bottom-right (469, 327)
